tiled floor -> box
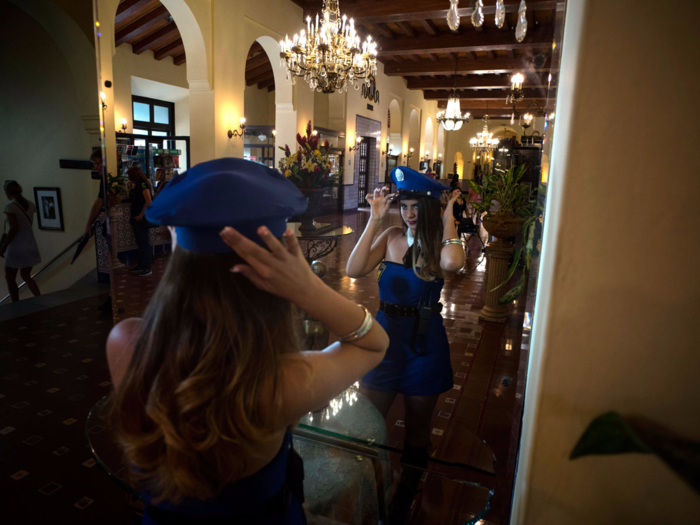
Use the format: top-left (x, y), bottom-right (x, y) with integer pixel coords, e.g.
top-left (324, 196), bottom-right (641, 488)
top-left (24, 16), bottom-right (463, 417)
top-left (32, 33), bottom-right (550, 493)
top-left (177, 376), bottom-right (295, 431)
top-left (0, 208), bottom-right (528, 525)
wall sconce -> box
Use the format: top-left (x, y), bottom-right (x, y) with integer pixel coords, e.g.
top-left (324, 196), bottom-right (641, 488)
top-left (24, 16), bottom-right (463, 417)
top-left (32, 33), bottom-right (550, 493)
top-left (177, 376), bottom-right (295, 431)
top-left (118, 118), bottom-right (127, 133)
top-left (311, 130), bottom-right (318, 136)
top-left (100, 91), bottom-right (107, 110)
top-left (272, 129), bottom-right (276, 137)
top-left (422, 153), bottom-right (431, 162)
top-left (438, 153), bottom-right (443, 160)
top-left (228, 118), bottom-right (246, 139)
top-left (403, 147), bottom-right (414, 161)
top-left (349, 136), bottom-right (362, 152)
top-left (382, 145), bottom-right (394, 156)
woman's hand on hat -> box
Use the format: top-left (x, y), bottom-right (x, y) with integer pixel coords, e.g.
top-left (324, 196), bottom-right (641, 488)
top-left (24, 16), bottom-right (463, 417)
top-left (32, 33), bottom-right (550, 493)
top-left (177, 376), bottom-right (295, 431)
top-left (366, 187), bottom-right (396, 223)
top-left (220, 226), bottom-right (318, 305)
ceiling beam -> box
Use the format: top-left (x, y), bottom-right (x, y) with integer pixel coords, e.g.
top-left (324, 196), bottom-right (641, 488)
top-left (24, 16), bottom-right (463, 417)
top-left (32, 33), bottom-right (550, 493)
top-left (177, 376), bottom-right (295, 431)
top-left (297, 0), bottom-right (561, 24)
top-left (154, 37), bottom-right (184, 60)
top-left (247, 69), bottom-right (274, 86)
top-left (246, 53), bottom-right (271, 72)
top-left (420, 19), bottom-right (439, 36)
top-left (131, 22), bottom-right (179, 54)
top-left (115, 5), bottom-right (169, 46)
top-left (384, 56), bottom-right (550, 76)
top-left (116, 0), bottom-right (151, 23)
top-left (368, 22), bottom-right (393, 40)
top-left (423, 89), bottom-right (546, 101)
top-left (407, 73), bottom-right (549, 90)
top-left (377, 25), bottom-right (553, 56)
top-left (246, 62), bottom-right (273, 80)
top-left (395, 21), bottom-right (416, 38)
top-left (173, 53), bottom-right (186, 66)
top-left (258, 77), bottom-right (275, 90)
top-left (435, 99), bottom-right (552, 110)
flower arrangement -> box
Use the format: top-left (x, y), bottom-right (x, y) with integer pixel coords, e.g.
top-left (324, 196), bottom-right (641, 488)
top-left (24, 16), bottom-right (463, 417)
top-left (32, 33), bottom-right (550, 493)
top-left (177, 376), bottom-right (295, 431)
top-left (278, 121), bottom-right (339, 189)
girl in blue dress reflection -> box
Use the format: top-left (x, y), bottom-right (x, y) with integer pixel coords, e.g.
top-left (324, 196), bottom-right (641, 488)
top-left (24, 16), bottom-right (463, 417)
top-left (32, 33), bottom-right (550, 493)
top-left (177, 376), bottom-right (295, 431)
top-left (346, 167), bottom-right (465, 468)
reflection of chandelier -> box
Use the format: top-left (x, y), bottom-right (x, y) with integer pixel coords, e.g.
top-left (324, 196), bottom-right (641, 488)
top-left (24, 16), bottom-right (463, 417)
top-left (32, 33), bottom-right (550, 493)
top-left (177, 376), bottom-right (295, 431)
top-left (470, 116), bottom-right (500, 153)
top-left (279, 0), bottom-right (377, 94)
top-left (506, 73), bottom-right (524, 105)
top-left (437, 58), bottom-right (470, 131)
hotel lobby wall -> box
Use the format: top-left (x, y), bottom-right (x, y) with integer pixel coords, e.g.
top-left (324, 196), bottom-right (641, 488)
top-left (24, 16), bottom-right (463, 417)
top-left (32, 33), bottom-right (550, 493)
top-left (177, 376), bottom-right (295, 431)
top-left (112, 43), bottom-right (189, 134)
top-left (513, 1), bottom-right (700, 524)
top-left (0, 2), bottom-right (100, 298)
top-left (244, 84), bottom-right (276, 127)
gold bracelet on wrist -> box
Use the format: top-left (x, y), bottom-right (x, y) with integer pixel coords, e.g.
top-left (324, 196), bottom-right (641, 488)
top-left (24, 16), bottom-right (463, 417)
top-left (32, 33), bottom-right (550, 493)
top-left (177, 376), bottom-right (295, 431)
top-left (442, 238), bottom-right (462, 247)
top-left (337, 305), bottom-right (373, 343)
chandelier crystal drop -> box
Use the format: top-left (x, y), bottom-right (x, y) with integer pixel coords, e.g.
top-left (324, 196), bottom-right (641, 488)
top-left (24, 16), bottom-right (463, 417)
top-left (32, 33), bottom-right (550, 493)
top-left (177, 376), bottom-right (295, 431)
top-left (515, 0), bottom-right (528, 42)
top-left (495, 0), bottom-right (506, 28)
top-left (470, 116), bottom-right (500, 153)
top-left (279, 0), bottom-right (377, 94)
top-left (471, 0), bottom-right (484, 28)
top-left (447, 0), bottom-right (460, 31)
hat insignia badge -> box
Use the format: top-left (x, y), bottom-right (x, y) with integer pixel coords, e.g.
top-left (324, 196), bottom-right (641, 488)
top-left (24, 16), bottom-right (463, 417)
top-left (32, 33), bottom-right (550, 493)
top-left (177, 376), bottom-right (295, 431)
top-left (395, 169), bottom-right (404, 182)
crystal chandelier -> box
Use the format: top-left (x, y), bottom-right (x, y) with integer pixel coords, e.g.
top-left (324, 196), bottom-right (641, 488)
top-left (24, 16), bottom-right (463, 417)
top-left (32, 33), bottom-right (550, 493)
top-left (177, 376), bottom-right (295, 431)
top-left (446, 0), bottom-right (526, 41)
top-left (436, 58), bottom-right (470, 131)
top-left (470, 116), bottom-right (500, 153)
top-left (279, 0), bottom-right (377, 94)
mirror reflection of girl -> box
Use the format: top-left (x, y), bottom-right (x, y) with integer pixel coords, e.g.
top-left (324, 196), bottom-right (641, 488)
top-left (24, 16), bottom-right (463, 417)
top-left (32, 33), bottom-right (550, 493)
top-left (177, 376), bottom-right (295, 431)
top-left (1, 181), bottom-right (41, 302)
top-left (346, 169), bottom-right (465, 473)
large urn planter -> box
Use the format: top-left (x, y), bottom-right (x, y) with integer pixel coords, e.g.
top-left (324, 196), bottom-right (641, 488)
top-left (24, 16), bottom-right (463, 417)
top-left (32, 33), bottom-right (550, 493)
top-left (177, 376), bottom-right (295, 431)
top-left (480, 213), bottom-right (525, 323)
top-left (298, 188), bottom-right (326, 231)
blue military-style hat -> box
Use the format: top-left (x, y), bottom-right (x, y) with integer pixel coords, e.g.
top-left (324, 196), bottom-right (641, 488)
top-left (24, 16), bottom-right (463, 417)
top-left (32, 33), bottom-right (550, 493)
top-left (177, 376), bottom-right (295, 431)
top-left (390, 166), bottom-right (449, 198)
top-left (146, 158), bottom-right (308, 253)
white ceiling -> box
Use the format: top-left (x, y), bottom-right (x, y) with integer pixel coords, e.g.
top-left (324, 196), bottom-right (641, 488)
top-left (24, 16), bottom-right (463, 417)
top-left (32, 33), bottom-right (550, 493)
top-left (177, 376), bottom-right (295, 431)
top-left (131, 76), bottom-right (189, 103)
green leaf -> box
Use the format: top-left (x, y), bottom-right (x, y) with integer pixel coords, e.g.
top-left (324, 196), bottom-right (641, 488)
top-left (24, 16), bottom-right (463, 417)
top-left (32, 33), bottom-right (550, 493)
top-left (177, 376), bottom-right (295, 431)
top-left (491, 249), bottom-right (521, 292)
top-left (570, 412), bottom-right (653, 459)
top-left (497, 273), bottom-right (525, 304)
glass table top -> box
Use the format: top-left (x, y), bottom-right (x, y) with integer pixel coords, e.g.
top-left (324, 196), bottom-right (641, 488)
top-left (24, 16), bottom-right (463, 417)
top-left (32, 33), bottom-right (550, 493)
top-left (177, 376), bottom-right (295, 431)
top-left (287, 222), bottom-right (354, 238)
top-left (86, 395), bottom-right (494, 524)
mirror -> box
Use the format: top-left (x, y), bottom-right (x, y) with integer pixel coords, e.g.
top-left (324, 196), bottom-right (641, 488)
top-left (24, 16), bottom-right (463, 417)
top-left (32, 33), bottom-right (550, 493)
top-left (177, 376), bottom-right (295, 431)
top-left (0, 0), bottom-right (111, 320)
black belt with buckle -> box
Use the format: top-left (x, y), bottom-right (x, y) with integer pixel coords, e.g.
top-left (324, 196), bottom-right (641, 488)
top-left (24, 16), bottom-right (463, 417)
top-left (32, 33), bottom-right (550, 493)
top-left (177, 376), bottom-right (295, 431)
top-left (379, 301), bottom-right (443, 317)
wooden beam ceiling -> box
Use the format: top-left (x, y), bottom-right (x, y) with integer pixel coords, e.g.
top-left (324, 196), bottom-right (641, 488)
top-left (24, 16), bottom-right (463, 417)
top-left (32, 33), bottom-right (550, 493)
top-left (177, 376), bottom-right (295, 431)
top-left (115, 0), bottom-right (186, 65)
top-left (423, 89), bottom-right (546, 101)
top-left (384, 56), bottom-right (551, 76)
top-left (407, 73), bottom-right (549, 90)
top-left (244, 45), bottom-right (275, 92)
top-left (377, 25), bottom-right (553, 56)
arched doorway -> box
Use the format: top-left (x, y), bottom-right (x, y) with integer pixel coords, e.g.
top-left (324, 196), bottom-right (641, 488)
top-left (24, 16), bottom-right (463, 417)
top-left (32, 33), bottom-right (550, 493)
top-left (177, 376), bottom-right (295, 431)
top-left (408, 108), bottom-right (420, 168)
top-left (454, 152), bottom-right (464, 178)
top-left (243, 41), bottom-right (275, 167)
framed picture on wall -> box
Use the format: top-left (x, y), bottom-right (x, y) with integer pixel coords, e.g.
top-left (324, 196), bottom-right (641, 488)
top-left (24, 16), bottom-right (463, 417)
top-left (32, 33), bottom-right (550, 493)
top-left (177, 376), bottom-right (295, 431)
top-left (33, 187), bottom-right (64, 231)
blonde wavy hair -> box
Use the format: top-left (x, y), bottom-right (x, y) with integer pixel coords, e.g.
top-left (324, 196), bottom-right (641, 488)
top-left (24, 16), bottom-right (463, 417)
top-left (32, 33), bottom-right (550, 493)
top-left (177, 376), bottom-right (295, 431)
top-left (109, 247), bottom-right (307, 504)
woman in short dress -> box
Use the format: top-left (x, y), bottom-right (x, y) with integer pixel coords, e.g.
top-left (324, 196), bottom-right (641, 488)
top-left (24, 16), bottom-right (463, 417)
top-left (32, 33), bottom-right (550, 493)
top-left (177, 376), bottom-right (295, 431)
top-left (1, 180), bottom-right (41, 302)
top-left (346, 166), bottom-right (465, 468)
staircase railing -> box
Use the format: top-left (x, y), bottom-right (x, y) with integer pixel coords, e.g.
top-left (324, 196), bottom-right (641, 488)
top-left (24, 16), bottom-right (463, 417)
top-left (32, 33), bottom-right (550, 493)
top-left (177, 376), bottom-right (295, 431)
top-left (0, 236), bottom-right (84, 305)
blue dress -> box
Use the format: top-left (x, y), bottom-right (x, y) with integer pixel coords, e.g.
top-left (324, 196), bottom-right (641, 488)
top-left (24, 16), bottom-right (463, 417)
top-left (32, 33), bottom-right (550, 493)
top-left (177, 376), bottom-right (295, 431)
top-left (361, 261), bottom-right (454, 396)
top-left (141, 431), bottom-right (305, 525)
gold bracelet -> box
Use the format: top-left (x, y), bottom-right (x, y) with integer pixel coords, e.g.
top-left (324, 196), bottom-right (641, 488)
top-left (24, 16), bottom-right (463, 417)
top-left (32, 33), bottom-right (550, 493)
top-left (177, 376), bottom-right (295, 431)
top-left (442, 238), bottom-right (462, 247)
top-left (338, 305), bottom-right (373, 343)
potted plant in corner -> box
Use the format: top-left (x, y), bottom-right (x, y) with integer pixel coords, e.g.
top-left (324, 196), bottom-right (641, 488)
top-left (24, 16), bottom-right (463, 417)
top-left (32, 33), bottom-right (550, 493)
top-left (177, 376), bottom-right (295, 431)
top-left (106, 172), bottom-right (128, 207)
top-left (278, 121), bottom-right (339, 231)
top-left (469, 164), bottom-right (534, 322)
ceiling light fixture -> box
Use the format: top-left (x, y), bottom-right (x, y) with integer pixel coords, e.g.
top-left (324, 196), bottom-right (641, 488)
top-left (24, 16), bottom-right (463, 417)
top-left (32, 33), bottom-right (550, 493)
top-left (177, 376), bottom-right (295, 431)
top-left (470, 116), bottom-right (499, 154)
top-left (447, 0), bottom-right (460, 31)
top-left (437, 57), bottom-right (471, 132)
top-left (280, 0), bottom-right (377, 94)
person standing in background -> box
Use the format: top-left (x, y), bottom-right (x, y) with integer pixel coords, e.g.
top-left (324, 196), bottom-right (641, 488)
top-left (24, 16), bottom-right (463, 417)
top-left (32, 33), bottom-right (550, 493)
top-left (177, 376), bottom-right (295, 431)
top-left (0, 180), bottom-right (41, 302)
top-left (127, 167), bottom-right (153, 276)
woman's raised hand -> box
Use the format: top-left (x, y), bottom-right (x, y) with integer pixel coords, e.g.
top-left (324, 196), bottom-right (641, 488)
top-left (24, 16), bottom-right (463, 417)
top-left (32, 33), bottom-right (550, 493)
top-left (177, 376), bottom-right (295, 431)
top-left (442, 189), bottom-right (463, 227)
top-left (219, 226), bottom-right (319, 305)
top-left (366, 187), bottom-right (396, 223)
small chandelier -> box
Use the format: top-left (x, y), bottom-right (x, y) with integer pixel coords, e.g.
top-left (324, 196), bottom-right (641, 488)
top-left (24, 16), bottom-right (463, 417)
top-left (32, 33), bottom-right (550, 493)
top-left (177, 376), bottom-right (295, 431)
top-left (279, 0), bottom-right (377, 94)
top-left (437, 58), bottom-right (470, 131)
top-left (506, 73), bottom-right (524, 105)
top-left (470, 116), bottom-right (500, 153)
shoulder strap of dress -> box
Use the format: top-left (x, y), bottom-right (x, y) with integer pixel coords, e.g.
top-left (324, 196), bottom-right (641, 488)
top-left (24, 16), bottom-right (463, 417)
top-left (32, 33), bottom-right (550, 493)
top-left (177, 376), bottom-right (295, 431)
top-left (12, 201), bottom-right (32, 223)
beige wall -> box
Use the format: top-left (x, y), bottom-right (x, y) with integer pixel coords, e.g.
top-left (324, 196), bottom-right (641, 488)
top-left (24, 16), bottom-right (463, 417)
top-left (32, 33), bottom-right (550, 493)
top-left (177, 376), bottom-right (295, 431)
top-left (1, 2), bottom-right (99, 299)
top-left (513, 1), bottom-right (700, 523)
top-left (244, 84), bottom-right (275, 127)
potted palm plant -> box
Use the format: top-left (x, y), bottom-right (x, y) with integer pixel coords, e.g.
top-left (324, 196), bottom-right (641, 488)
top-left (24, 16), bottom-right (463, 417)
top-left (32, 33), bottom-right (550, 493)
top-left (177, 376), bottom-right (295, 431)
top-left (469, 164), bottom-right (534, 322)
top-left (278, 121), bottom-right (339, 231)
top-left (106, 172), bottom-right (128, 206)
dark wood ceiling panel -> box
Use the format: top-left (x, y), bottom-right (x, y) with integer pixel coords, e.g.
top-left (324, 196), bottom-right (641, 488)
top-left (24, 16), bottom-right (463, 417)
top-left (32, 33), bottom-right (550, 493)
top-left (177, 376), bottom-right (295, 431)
top-left (115, 0), bottom-right (185, 65)
top-left (154, 38), bottom-right (184, 60)
top-left (407, 73), bottom-right (549, 91)
top-left (115, 4), bottom-right (169, 46)
top-left (248, 69), bottom-right (275, 87)
top-left (384, 56), bottom-right (550, 76)
top-left (131, 22), bottom-right (179, 54)
top-left (423, 89), bottom-right (547, 101)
